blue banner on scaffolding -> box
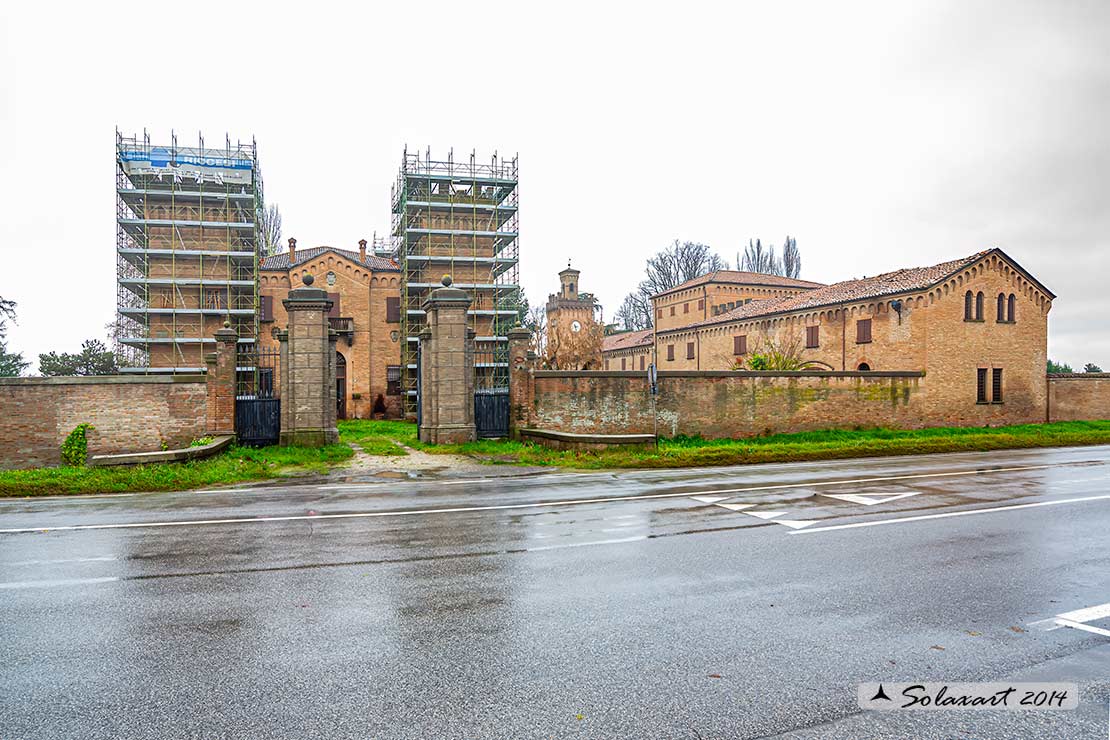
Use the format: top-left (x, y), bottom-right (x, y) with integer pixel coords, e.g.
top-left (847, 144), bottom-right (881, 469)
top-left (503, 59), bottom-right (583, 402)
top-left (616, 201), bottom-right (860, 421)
top-left (119, 147), bottom-right (253, 184)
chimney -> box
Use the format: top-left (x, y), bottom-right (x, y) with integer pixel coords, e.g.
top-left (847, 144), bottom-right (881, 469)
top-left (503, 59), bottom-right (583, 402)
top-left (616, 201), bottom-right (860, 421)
top-left (359, 238), bottom-right (367, 263)
top-left (288, 237), bottom-right (297, 263)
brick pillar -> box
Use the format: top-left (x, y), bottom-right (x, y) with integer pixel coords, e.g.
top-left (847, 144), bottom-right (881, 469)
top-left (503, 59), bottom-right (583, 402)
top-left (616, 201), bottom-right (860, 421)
top-left (507, 326), bottom-right (534, 439)
top-left (419, 276), bottom-right (476, 444)
top-left (279, 274), bottom-right (339, 446)
top-left (205, 323), bottom-right (239, 436)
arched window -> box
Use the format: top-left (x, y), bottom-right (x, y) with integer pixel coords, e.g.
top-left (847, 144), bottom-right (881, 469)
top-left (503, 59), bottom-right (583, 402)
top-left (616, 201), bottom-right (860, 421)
top-left (964, 291), bottom-right (973, 320)
top-left (996, 293), bottom-right (1006, 322)
top-left (858, 362), bottom-right (871, 371)
top-left (1007, 293), bottom-right (1016, 322)
top-left (975, 292), bottom-right (984, 321)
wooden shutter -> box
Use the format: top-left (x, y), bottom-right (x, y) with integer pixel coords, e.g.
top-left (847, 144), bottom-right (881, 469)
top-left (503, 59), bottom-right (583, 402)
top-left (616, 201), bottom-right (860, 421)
top-left (697, 299), bottom-right (704, 311)
top-left (686, 342), bottom-right (695, 359)
top-left (856, 319), bottom-right (872, 343)
top-left (640, 356), bottom-right (645, 371)
top-left (683, 303), bottom-right (689, 314)
top-left (734, 335), bottom-right (747, 355)
top-left (806, 325), bottom-right (819, 348)
top-left (386, 296), bottom-right (400, 323)
top-left (621, 358), bottom-right (627, 370)
top-left (327, 292), bottom-right (340, 319)
top-left (667, 344), bottom-right (674, 361)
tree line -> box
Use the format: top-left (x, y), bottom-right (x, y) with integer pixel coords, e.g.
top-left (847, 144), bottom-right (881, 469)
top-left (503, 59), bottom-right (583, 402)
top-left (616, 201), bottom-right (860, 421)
top-left (614, 236), bottom-right (803, 332)
top-left (0, 296), bottom-right (119, 377)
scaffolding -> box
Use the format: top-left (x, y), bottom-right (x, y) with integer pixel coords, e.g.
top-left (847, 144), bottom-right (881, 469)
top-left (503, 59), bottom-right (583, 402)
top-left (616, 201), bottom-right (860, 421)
top-left (390, 147), bottom-right (520, 413)
top-left (114, 129), bottom-right (263, 373)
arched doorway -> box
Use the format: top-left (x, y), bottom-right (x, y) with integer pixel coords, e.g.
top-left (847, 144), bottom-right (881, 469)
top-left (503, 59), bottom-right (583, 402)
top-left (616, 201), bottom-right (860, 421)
top-left (336, 352), bottom-right (347, 420)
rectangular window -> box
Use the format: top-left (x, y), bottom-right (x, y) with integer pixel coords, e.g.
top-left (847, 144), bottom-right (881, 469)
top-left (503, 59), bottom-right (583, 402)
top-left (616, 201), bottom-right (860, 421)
top-left (657, 308), bottom-right (662, 319)
top-left (686, 342), bottom-right (695, 360)
top-left (806, 325), bottom-right (819, 348)
top-left (640, 355), bottom-right (645, 371)
top-left (976, 368), bottom-right (988, 403)
top-left (605, 359), bottom-right (610, 370)
top-left (259, 294), bottom-right (273, 323)
top-left (697, 299), bottom-right (704, 311)
top-left (666, 344), bottom-right (675, 361)
top-left (856, 318), bottom-right (872, 344)
top-left (683, 302), bottom-right (689, 314)
top-left (387, 365), bottom-right (401, 396)
top-left (327, 292), bottom-right (341, 319)
top-left (385, 296), bottom-right (400, 323)
top-left (669, 305), bottom-right (675, 317)
top-left (734, 335), bottom-right (747, 355)
top-left (621, 358), bottom-right (627, 370)
top-left (992, 368), bottom-right (1003, 403)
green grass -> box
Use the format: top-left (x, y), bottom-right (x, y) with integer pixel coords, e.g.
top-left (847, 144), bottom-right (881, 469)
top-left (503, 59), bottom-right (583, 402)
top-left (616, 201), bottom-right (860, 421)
top-left (337, 419), bottom-right (1110, 470)
top-left (338, 419), bottom-right (417, 455)
top-left (0, 443), bottom-right (354, 497)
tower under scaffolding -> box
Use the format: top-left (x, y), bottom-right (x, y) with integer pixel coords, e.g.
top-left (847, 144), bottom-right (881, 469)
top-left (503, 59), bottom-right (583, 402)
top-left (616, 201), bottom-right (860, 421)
top-left (390, 147), bottom-right (520, 415)
top-left (114, 129), bottom-right (263, 373)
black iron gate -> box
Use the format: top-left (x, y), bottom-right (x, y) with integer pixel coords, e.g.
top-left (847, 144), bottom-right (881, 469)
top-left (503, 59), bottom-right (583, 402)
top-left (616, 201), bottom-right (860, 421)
top-left (235, 347), bottom-right (281, 446)
top-left (474, 343), bottom-right (509, 439)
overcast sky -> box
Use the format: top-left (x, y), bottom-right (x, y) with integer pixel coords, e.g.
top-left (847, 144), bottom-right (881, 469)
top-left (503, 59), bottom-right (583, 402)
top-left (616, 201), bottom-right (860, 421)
top-left (1, 0), bottom-right (1107, 370)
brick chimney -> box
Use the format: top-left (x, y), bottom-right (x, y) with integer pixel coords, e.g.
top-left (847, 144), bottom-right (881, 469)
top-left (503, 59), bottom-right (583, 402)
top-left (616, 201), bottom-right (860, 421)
top-left (288, 237), bottom-right (297, 263)
top-left (359, 238), bottom-right (367, 264)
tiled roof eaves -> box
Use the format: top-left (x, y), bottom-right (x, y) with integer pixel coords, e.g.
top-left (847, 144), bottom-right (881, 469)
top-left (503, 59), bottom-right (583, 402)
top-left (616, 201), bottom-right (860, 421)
top-left (657, 250), bottom-right (1018, 336)
top-left (651, 271), bottom-right (825, 299)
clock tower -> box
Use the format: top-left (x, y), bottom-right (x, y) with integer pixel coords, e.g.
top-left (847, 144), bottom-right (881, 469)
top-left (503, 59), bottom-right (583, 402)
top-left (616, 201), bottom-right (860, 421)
top-left (544, 262), bottom-right (602, 369)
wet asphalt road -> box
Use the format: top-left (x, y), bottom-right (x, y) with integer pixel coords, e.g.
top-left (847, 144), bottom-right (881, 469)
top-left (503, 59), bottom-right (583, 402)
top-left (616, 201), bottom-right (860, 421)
top-left (1, 446), bottom-right (1109, 739)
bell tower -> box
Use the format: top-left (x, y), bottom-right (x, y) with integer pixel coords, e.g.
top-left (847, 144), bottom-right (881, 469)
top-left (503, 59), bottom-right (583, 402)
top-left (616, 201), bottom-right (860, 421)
top-left (559, 262), bottom-right (580, 301)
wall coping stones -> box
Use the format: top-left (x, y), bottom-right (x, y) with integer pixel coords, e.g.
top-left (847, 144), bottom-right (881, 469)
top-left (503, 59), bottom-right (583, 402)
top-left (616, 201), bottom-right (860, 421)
top-left (532, 370), bottom-right (925, 379)
top-left (1048, 373), bottom-right (1110, 379)
top-left (0, 374), bottom-right (206, 386)
top-left (88, 434), bottom-right (234, 467)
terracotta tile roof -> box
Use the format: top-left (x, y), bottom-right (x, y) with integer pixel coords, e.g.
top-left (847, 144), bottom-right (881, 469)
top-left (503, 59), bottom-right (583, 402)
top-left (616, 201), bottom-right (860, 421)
top-left (260, 246), bottom-right (399, 272)
top-left (653, 270), bottom-right (825, 299)
top-left (602, 328), bottom-right (654, 352)
top-left (666, 250), bottom-right (1000, 333)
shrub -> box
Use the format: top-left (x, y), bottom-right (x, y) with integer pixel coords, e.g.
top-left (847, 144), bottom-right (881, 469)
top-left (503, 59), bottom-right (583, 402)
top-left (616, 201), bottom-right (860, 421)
top-left (61, 423), bottom-right (93, 467)
top-left (190, 436), bottom-right (215, 448)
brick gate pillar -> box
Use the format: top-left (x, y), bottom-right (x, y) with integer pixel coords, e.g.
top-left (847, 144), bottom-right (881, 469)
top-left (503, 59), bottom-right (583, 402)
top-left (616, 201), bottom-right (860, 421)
top-left (205, 322), bottom-right (239, 436)
top-left (419, 276), bottom-right (476, 444)
top-left (507, 326), bottom-right (534, 439)
top-left (278, 273), bottom-right (339, 446)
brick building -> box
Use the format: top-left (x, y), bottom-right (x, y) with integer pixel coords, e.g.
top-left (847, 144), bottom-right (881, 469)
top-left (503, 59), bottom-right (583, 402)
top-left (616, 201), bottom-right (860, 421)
top-left (259, 239), bottom-right (404, 419)
top-left (602, 249), bottom-right (1054, 426)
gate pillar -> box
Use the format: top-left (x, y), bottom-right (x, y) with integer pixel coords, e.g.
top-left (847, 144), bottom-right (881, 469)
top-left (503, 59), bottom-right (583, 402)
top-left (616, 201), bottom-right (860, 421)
top-left (419, 276), bottom-right (476, 444)
top-left (279, 274), bottom-right (339, 446)
top-left (205, 322), bottom-right (239, 436)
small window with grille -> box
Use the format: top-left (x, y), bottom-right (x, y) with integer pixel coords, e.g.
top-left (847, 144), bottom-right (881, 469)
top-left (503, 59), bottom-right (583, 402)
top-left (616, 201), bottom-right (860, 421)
top-left (387, 366), bottom-right (401, 396)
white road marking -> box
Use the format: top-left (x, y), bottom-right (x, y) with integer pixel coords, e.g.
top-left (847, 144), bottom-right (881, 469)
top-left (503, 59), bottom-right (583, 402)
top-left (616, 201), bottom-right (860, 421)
top-left (0, 576), bottom-right (120, 590)
top-left (1031, 602), bottom-right (1110, 633)
top-left (789, 494), bottom-right (1110, 535)
top-left (776, 520), bottom-right (819, 530)
top-left (690, 495), bottom-right (729, 504)
top-left (1, 461), bottom-right (1101, 536)
top-left (5, 557), bottom-right (116, 566)
top-left (820, 492), bottom-right (920, 506)
top-left (1053, 618), bottom-right (1110, 639)
top-left (745, 510), bottom-right (788, 520)
top-left (526, 535), bottom-right (646, 552)
top-left (716, 503), bottom-right (755, 512)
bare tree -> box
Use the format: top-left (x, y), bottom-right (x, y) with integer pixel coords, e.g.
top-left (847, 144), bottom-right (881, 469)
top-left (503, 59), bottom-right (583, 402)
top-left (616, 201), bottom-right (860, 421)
top-left (260, 203), bottom-right (283, 256)
top-left (781, 236), bottom-right (801, 278)
top-left (739, 239), bottom-right (782, 275)
top-left (617, 240), bottom-right (728, 330)
top-left (526, 304), bottom-right (547, 358)
top-left (0, 296), bottom-right (16, 339)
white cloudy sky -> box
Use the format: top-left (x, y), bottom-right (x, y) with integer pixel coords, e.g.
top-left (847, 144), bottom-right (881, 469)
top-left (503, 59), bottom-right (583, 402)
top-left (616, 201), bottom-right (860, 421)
top-left (1, 0), bottom-right (1107, 370)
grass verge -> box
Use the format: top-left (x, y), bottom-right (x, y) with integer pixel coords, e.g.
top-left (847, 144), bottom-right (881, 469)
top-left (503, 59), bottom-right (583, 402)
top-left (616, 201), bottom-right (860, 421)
top-left (0, 443), bottom-right (353, 497)
top-left (338, 419), bottom-right (1110, 470)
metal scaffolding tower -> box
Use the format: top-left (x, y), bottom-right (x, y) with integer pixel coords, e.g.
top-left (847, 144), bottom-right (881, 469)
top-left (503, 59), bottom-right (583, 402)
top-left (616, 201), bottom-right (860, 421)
top-left (114, 129), bottom-right (263, 373)
top-left (390, 147), bottom-right (520, 414)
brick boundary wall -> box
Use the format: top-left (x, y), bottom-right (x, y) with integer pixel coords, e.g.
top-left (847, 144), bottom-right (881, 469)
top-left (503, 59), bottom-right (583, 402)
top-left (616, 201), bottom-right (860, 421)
top-left (1047, 373), bottom-right (1110, 422)
top-left (0, 375), bottom-right (207, 470)
top-left (512, 370), bottom-right (929, 438)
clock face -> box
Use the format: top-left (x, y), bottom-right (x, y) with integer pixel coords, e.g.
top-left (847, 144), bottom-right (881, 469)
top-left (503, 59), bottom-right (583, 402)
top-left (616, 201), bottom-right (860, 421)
top-left (571, 320), bottom-right (582, 333)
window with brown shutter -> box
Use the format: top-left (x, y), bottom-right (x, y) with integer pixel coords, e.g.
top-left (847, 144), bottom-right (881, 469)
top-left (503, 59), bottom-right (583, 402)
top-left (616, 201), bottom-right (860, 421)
top-left (806, 325), bottom-right (819, 348)
top-left (385, 296), bottom-right (400, 323)
top-left (666, 344), bottom-right (675, 361)
top-left (657, 308), bottom-right (662, 319)
top-left (640, 355), bottom-right (645, 371)
top-left (621, 358), bottom-right (627, 370)
top-left (683, 303), bottom-right (689, 314)
top-left (686, 342), bottom-right (695, 360)
top-left (856, 318), bottom-right (872, 344)
top-left (734, 335), bottom-right (747, 355)
top-left (327, 292), bottom-right (340, 319)
top-left (992, 368), bottom-right (1003, 403)
top-left (669, 305), bottom-right (675, 317)
top-left (697, 299), bottom-right (704, 311)
top-left (260, 294), bottom-right (273, 322)
top-left (976, 368), bottom-right (988, 403)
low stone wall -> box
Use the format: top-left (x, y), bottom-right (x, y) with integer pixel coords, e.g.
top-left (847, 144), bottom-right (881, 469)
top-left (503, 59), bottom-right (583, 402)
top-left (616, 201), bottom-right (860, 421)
top-left (515, 370), bottom-right (927, 439)
top-left (1047, 374), bottom-right (1110, 422)
top-left (0, 375), bottom-right (208, 469)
